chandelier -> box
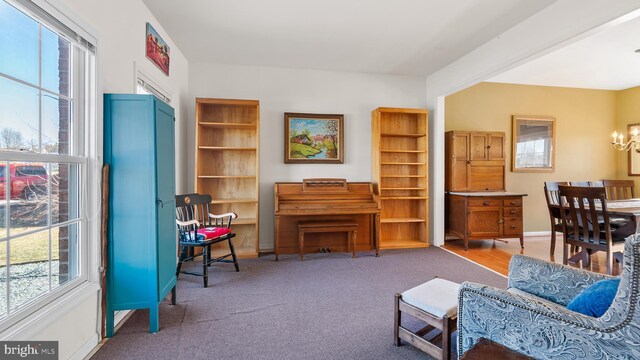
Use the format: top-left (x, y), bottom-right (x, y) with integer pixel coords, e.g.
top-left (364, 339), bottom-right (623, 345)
top-left (612, 129), bottom-right (640, 152)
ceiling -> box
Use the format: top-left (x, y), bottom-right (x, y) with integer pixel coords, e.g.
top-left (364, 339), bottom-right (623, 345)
top-left (143, 0), bottom-right (556, 76)
top-left (489, 13), bottom-right (640, 90)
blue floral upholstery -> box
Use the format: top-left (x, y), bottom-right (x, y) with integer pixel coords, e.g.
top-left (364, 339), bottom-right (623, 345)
top-left (457, 234), bottom-right (640, 359)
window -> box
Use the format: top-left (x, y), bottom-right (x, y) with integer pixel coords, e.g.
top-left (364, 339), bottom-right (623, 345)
top-left (512, 115), bottom-right (555, 172)
top-left (0, 0), bottom-right (94, 324)
top-left (135, 69), bottom-right (171, 103)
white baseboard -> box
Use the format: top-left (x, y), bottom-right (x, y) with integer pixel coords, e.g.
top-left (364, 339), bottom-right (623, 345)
top-left (81, 310), bottom-right (133, 359)
top-left (524, 231), bottom-right (552, 236)
top-left (72, 333), bottom-right (100, 360)
top-left (114, 310), bottom-right (133, 332)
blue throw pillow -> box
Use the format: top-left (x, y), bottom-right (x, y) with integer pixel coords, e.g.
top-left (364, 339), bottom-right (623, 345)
top-left (567, 278), bottom-right (620, 317)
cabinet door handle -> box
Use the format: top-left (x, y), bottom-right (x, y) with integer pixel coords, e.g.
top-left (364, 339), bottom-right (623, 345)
top-left (510, 210), bottom-right (516, 214)
top-left (510, 225), bottom-right (516, 229)
top-left (483, 201), bottom-right (490, 206)
top-left (498, 219), bottom-right (504, 224)
top-left (466, 160), bottom-right (471, 164)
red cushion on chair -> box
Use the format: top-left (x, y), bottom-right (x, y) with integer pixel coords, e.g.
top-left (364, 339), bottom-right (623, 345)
top-left (196, 227), bottom-right (231, 240)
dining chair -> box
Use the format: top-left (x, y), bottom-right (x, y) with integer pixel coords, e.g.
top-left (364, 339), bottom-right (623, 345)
top-left (558, 185), bottom-right (624, 275)
top-left (602, 179), bottom-right (635, 200)
top-left (544, 181), bottom-right (568, 256)
top-left (569, 181), bottom-right (591, 187)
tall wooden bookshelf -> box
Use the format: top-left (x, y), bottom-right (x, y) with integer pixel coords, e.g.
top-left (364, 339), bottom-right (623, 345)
top-left (195, 98), bottom-right (260, 257)
top-left (371, 107), bottom-right (429, 249)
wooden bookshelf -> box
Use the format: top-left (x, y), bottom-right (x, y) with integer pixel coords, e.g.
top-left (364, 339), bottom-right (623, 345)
top-left (195, 98), bottom-right (260, 257)
top-left (372, 107), bottom-right (429, 250)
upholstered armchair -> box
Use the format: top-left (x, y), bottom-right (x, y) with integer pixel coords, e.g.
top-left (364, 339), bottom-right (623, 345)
top-left (457, 235), bottom-right (640, 359)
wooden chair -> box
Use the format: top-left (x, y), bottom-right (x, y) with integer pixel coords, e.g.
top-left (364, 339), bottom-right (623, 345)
top-left (558, 185), bottom-right (624, 275)
top-left (175, 193), bottom-right (239, 287)
top-left (569, 181), bottom-right (591, 187)
top-left (544, 181), bottom-right (569, 256)
top-left (602, 179), bottom-right (635, 200)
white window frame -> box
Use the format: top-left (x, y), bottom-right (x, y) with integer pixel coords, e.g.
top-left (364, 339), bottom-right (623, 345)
top-left (0, 0), bottom-right (99, 336)
top-left (134, 63), bottom-right (172, 103)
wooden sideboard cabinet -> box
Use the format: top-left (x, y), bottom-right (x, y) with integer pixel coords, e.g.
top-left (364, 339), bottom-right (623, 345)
top-left (445, 131), bottom-right (505, 192)
top-left (446, 192), bottom-right (527, 250)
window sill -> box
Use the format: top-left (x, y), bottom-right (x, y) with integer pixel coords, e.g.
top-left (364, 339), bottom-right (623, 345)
top-left (0, 280), bottom-right (100, 340)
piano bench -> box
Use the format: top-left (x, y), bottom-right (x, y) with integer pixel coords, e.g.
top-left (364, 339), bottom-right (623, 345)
top-left (298, 221), bottom-right (358, 260)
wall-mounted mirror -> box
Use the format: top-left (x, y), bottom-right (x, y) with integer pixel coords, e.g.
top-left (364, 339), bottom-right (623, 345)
top-left (512, 115), bottom-right (555, 172)
top-left (628, 123), bottom-right (640, 176)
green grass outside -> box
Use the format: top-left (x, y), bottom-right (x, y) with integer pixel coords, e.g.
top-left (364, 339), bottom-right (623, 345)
top-left (0, 228), bottom-right (60, 265)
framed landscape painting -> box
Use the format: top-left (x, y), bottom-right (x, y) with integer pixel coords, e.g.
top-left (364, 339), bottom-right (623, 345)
top-left (284, 113), bottom-right (344, 164)
top-left (146, 23), bottom-right (170, 76)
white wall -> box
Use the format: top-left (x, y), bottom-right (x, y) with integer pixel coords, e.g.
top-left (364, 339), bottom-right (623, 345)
top-left (188, 63), bottom-right (426, 251)
top-left (59, 0), bottom-right (191, 193)
top-left (0, 1), bottom-right (191, 359)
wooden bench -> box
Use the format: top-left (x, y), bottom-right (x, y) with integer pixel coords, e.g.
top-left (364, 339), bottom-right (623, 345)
top-left (298, 221), bottom-right (358, 260)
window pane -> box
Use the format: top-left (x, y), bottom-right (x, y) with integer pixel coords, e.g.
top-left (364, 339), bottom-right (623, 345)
top-left (0, 77), bottom-right (39, 151)
top-left (0, 241), bottom-right (6, 318)
top-left (9, 231), bottom-right (50, 312)
top-left (52, 163), bottom-right (79, 225)
top-left (41, 26), bottom-right (70, 97)
top-left (137, 82), bottom-right (151, 95)
top-left (52, 222), bottom-right (78, 288)
top-left (42, 94), bottom-right (70, 155)
top-left (9, 162), bottom-right (49, 236)
top-left (0, 162), bottom-right (6, 240)
top-left (0, 1), bottom-right (39, 85)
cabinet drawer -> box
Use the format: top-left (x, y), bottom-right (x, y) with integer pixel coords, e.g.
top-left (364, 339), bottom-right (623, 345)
top-left (503, 198), bottom-right (522, 207)
top-left (504, 218), bottom-right (523, 235)
top-left (503, 207), bottom-right (522, 219)
top-left (468, 198), bottom-right (501, 207)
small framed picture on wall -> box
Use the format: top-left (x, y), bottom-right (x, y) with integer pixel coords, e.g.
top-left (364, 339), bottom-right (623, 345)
top-left (145, 23), bottom-right (170, 76)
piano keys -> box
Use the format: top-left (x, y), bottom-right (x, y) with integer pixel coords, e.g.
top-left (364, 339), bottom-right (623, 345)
top-left (274, 178), bottom-right (381, 260)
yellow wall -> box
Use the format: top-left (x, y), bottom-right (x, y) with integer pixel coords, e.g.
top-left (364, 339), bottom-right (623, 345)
top-left (445, 82), bottom-right (619, 232)
top-left (616, 86), bottom-right (640, 188)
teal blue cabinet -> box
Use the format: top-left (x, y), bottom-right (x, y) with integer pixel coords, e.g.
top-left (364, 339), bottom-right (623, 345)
top-left (104, 94), bottom-right (176, 336)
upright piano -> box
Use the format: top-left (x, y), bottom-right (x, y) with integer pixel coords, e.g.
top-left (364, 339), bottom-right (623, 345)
top-left (274, 178), bottom-right (381, 260)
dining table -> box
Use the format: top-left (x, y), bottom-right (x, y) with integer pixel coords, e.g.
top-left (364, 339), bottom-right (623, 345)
top-left (600, 198), bottom-right (640, 237)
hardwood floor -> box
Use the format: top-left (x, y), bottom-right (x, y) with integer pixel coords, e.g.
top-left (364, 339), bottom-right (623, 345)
top-left (442, 234), bottom-right (622, 276)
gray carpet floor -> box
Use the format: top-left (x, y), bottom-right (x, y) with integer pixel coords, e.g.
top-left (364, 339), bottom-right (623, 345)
top-left (92, 247), bottom-right (507, 360)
